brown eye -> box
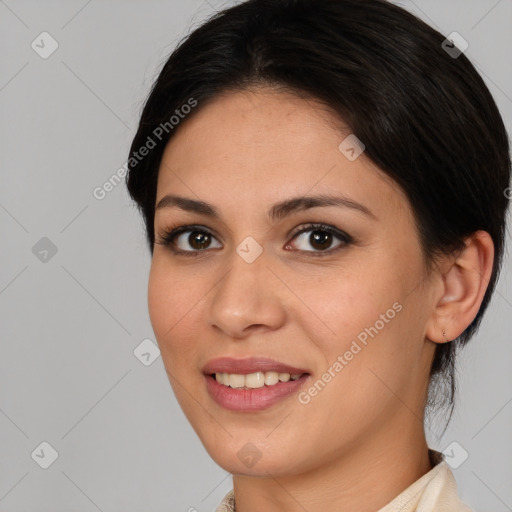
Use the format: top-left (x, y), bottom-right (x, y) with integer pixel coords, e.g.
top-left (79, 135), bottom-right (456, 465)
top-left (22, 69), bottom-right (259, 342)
top-left (288, 224), bottom-right (352, 253)
top-left (189, 231), bottom-right (212, 250)
top-left (309, 230), bottom-right (333, 250)
top-left (160, 227), bottom-right (222, 253)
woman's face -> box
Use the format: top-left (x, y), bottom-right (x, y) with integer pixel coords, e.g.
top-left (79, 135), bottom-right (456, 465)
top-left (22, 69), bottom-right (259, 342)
top-left (148, 87), bottom-right (439, 476)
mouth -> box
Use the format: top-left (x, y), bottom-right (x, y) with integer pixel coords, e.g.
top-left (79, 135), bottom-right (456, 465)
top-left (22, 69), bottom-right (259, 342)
top-left (202, 357), bottom-right (311, 411)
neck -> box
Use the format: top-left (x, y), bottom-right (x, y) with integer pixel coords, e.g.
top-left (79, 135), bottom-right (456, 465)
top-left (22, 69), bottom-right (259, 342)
top-left (231, 418), bottom-right (433, 512)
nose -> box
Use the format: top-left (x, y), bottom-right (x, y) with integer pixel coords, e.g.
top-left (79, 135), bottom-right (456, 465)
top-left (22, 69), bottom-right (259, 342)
top-left (206, 246), bottom-right (287, 339)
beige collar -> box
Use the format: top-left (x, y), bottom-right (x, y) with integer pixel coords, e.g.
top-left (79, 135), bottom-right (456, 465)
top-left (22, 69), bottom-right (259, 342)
top-left (215, 450), bottom-right (473, 512)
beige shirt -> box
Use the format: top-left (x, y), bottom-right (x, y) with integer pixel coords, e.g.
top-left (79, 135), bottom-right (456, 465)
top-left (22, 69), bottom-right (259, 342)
top-left (215, 450), bottom-right (473, 512)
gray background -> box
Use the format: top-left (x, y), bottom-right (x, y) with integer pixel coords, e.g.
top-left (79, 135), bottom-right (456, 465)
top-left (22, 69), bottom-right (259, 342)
top-left (1, 0), bottom-right (511, 510)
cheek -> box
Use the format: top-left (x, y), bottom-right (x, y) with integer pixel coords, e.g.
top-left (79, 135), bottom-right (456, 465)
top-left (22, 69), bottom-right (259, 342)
top-left (297, 253), bottom-right (423, 381)
top-left (147, 259), bottom-right (203, 358)
top-left (294, 260), bottom-right (397, 345)
top-left (148, 261), bottom-right (174, 342)
top-left (147, 261), bottom-right (207, 417)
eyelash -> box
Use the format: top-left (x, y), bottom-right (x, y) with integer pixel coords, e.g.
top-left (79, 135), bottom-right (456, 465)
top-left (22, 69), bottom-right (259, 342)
top-left (155, 222), bottom-right (354, 258)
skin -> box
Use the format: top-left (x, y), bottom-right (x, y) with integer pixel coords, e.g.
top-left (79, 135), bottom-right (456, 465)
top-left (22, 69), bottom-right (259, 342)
top-left (148, 86), bottom-right (494, 512)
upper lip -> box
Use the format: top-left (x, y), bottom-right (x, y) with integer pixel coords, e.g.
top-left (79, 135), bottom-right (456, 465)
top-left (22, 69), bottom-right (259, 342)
top-left (202, 357), bottom-right (310, 375)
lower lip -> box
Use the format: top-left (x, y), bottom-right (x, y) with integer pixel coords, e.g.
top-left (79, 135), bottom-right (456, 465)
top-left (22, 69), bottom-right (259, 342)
top-left (205, 374), bottom-right (310, 411)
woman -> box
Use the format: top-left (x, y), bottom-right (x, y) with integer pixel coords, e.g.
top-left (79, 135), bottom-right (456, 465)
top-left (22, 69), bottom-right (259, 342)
top-left (125, 0), bottom-right (511, 510)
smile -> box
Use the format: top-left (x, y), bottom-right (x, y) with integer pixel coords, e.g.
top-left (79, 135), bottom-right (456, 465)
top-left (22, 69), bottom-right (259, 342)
top-left (203, 357), bottom-right (311, 411)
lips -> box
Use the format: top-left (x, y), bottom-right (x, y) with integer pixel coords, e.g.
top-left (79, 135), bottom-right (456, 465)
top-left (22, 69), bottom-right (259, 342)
top-left (202, 356), bottom-right (309, 376)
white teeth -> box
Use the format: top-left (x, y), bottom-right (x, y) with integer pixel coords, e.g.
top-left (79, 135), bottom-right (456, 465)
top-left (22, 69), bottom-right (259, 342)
top-left (264, 371), bottom-right (279, 386)
top-left (245, 372), bottom-right (265, 388)
top-left (214, 371), bottom-right (304, 388)
top-left (228, 373), bottom-right (245, 388)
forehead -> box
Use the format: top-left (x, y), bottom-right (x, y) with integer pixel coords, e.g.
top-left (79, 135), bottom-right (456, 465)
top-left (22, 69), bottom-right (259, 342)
top-left (159, 87), bottom-right (346, 177)
top-left (155, 87), bottom-right (408, 223)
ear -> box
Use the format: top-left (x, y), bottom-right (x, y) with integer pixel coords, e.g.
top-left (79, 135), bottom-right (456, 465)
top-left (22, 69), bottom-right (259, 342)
top-left (425, 230), bottom-right (494, 344)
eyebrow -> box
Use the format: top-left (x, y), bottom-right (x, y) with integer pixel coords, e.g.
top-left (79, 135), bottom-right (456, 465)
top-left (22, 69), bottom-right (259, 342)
top-left (155, 193), bottom-right (377, 221)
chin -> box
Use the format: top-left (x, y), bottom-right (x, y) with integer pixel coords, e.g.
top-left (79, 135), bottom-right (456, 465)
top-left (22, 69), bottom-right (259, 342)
top-left (198, 433), bottom-right (308, 477)
top-left (212, 451), bottom-right (298, 477)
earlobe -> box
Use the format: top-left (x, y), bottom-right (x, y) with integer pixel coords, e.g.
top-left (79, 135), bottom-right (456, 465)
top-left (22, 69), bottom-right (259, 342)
top-left (425, 230), bottom-right (494, 344)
